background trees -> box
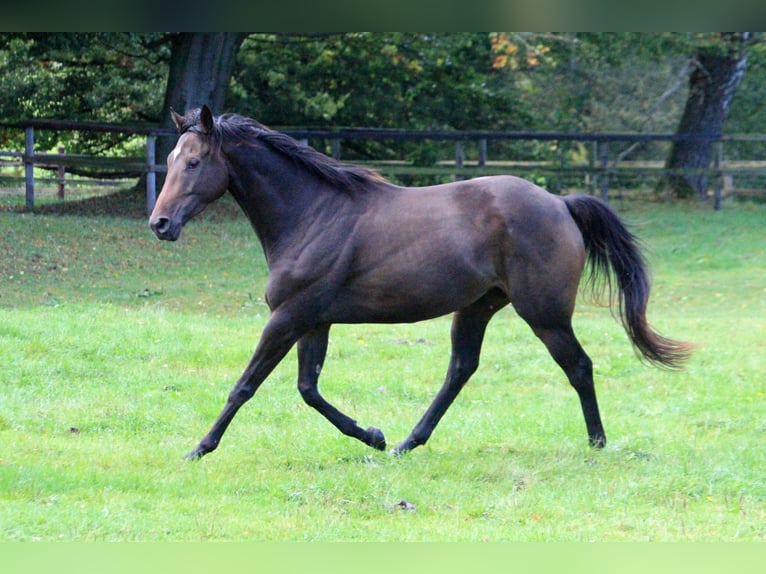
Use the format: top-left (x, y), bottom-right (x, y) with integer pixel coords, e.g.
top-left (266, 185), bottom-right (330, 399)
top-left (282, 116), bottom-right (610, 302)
top-left (657, 33), bottom-right (755, 199)
top-left (0, 33), bottom-right (168, 154)
top-left (157, 33), bottom-right (246, 172)
top-left (1, 32), bottom-right (764, 198)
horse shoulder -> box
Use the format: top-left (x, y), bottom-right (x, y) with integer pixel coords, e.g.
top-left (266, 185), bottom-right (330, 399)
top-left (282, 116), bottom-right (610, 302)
top-left (263, 210), bottom-right (361, 313)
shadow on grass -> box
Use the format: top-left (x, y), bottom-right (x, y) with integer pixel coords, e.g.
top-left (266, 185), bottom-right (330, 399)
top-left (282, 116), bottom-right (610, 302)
top-left (3, 185), bottom-right (244, 221)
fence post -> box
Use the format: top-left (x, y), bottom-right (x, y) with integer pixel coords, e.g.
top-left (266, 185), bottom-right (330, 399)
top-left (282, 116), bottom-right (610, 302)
top-left (598, 141), bottom-right (609, 202)
top-left (331, 138), bottom-right (341, 159)
top-left (713, 140), bottom-right (723, 211)
top-left (146, 134), bottom-right (156, 215)
top-left (587, 141), bottom-right (597, 194)
top-left (57, 146), bottom-right (66, 199)
top-left (478, 138), bottom-right (487, 167)
top-left (24, 126), bottom-right (34, 211)
top-left (454, 141), bottom-right (464, 181)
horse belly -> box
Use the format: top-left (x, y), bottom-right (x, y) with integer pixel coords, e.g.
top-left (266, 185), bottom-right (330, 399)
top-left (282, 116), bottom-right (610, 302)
top-left (327, 250), bottom-right (496, 324)
top-left (323, 187), bottom-right (508, 323)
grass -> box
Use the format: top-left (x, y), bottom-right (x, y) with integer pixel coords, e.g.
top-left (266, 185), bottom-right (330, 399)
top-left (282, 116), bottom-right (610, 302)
top-left (0, 195), bottom-right (764, 541)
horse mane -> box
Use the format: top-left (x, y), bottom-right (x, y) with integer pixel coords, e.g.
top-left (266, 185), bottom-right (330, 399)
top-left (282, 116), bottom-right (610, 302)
top-left (180, 109), bottom-right (386, 193)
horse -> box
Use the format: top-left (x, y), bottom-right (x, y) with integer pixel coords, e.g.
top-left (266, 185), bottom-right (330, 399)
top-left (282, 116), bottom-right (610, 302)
top-left (149, 105), bottom-right (693, 461)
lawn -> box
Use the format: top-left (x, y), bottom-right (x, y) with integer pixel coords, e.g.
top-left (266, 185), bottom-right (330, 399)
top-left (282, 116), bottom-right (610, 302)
top-left (0, 195), bottom-right (763, 541)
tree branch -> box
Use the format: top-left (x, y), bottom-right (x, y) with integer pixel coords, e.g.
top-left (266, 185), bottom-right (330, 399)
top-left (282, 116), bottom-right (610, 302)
top-left (612, 58), bottom-right (698, 167)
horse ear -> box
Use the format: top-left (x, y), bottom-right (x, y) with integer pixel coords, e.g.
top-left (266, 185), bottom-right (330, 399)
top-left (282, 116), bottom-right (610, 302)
top-left (170, 107), bottom-right (185, 132)
top-left (200, 105), bottom-right (214, 134)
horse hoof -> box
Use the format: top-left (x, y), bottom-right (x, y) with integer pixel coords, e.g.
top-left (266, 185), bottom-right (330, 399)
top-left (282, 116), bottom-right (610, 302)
top-left (589, 435), bottom-right (607, 449)
top-left (366, 427), bottom-right (386, 451)
top-left (390, 438), bottom-right (415, 456)
top-left (183, 447), bottom-right (206, 461)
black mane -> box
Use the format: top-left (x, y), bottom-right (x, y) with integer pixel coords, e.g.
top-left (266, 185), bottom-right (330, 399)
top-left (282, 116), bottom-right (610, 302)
top-left (181, 109), bottom-right (385, 192)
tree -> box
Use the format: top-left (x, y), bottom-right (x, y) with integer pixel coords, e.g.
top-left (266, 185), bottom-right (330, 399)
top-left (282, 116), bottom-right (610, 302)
top-left (228, 33), bottom-right (534, 183)
top-left (0, 33), bottom-right (168, 153)
top-left (0, 33), bottom-right (246, 185)
top-left (2, 33), bottom-right (764, 201)
top-left (231, 33), bottom-right (520, 131)
top-left (658, 33), bottom-right (754, 199)
top-left (157, 33), bottom-right (246, 166)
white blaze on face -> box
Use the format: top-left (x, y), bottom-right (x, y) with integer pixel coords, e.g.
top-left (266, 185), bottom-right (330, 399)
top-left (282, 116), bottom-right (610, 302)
top-left (169, 133), bottom-right (189, 165)
top-left (171, 141), bottom-right (183, 164)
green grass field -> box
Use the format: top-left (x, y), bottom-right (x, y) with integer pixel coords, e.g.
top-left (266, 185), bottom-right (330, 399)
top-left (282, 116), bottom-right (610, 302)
top-left (0, 195), bottom-right (764, 541)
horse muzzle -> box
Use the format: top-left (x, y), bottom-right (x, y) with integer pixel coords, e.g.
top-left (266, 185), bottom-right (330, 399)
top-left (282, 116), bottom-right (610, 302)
top-left (149, 215), bottom-right (181, 241)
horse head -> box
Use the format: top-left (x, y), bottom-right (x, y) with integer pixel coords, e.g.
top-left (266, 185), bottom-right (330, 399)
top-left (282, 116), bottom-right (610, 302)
top-left (149, 105), bottom-right (229, 241)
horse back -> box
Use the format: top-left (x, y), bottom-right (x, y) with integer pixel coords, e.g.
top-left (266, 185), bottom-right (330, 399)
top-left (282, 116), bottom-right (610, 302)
top-left (319, 176), bottom-right (584, 323)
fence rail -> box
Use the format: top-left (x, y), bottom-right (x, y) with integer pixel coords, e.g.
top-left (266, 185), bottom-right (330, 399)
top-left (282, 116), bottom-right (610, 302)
top-left (2, 119), bottom-right (766, 214)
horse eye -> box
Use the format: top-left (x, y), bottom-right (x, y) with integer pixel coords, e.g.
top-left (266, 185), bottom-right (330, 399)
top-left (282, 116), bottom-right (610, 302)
top-left (187, 158), bottom-right (200, 170)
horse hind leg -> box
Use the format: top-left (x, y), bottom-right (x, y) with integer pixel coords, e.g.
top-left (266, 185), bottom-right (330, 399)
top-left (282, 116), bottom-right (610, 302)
top-left (393, 289), bottom-right (508, 455)
top-left (508, 227), bottom-right (606, 447)
top-left (529, 322), bottom-right (606, 448)
top-left (297, 325), bottom-right (386, 450)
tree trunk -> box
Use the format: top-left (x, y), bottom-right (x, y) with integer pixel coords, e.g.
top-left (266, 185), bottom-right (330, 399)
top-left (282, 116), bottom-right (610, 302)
top-left (658, 34), bottom-right (750, 200)
top-left (156, 33), bottom-right (246, 181)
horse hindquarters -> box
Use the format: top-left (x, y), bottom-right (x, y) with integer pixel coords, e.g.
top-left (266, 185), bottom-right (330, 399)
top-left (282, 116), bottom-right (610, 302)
top-left (500, 198), bottom-right (606, 447)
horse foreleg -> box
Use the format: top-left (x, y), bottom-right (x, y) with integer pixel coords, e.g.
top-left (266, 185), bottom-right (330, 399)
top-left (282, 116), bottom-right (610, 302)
top-left (296, 325), bottom-right (386, 450)
top-left (184, 311), bottom-right (301, 460)
top-left (393, 291), bottom-right (506, 454)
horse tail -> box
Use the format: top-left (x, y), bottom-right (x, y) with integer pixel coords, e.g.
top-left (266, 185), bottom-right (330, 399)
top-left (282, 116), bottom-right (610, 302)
top-left (563, 194), bottom-right (694, 369)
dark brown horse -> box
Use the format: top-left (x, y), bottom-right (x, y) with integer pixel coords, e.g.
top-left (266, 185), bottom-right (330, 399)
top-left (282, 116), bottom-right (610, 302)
top-left (150, 105), bottom-right (692, 460)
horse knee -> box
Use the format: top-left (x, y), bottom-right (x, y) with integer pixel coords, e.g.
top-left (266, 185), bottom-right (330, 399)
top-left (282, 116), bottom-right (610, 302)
top-left (534, 327), bottom-right (592, 384)
top-left (448, 356), bottom-right (479, 386)
top-left (297, 379), bottom-right (321, 407)
top-left (569, 354), bottom-right (593, 387)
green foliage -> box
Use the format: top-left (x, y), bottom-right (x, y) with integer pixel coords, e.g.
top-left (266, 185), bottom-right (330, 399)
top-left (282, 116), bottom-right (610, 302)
top-left (2, 32), bottom-right (765, 177)
top-left (0, 33), bottom-right (168, 153)
top-left (723, 39), bottom-right (766, 158)
top-left (231, 33), bottom-right (516, 130)
top-left (0, 201), bottom-right (764, 540)
top-left (228, 33), bottom-right (527, 177)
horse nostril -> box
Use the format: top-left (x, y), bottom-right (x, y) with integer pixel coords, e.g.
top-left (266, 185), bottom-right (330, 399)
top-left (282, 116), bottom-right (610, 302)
top-left (151, 216), bottom-right (171, 236)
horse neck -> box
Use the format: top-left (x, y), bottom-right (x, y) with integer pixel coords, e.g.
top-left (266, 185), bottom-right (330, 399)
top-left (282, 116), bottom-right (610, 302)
top-left (223, 143), bottom-right (340, 260)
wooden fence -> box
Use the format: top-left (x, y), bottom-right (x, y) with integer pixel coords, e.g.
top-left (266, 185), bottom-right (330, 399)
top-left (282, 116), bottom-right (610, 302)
top-left (1, 120), bottom-right (175, 214)
top-left (2, 119), bottom-right (765, 214)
